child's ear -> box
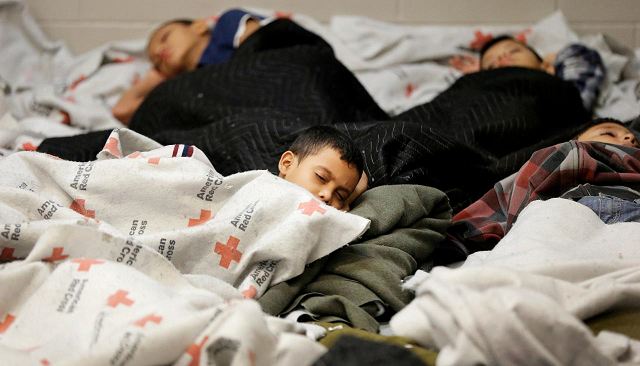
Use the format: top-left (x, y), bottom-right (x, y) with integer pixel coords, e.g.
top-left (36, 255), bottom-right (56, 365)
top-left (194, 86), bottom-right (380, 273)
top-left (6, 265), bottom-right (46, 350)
top-left (278, 151), bottom-right (295, 178)
top-left (191, 19), bottom-right (210, 35)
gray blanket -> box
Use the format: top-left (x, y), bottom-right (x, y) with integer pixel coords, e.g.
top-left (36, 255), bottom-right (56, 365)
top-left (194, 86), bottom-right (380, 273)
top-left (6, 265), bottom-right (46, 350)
top-left (258, 184), bottom-right (452, 332)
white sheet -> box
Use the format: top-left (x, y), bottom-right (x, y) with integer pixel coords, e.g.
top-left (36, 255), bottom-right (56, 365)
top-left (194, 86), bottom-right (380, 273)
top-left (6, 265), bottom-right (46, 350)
top-left (0, 128), bottom-right (370, 298)
top-left (0, 0), bottom-right (146, 152)
top-left (0, 227), bottom-right (327, 366)
top-left (0, 127), bottom-right (374, 364)
top-left (392, 199), bottom-right (640, 366)
top-left (321, 11), bottom-right (640, 119)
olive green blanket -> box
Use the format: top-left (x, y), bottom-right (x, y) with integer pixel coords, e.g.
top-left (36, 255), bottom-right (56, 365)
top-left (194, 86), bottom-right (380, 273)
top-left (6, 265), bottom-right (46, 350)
top-left (258, 185), bottom-right (452, 332)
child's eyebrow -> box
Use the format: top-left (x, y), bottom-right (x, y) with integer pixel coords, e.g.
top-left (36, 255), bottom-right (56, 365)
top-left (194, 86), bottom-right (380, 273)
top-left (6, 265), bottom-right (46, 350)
top-left (337, 186), bottom-right (351, 197)
top-left (317, 166), bottom-right (334, 179)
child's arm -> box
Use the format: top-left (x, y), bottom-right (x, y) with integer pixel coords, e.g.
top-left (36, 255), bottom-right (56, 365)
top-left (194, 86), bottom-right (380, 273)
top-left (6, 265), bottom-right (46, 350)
top-left (112, 68), bottom-right (167, 125)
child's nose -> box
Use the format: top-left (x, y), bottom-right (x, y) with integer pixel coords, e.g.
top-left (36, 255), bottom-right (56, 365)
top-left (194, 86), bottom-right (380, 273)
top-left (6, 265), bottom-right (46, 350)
top-left (624, 133), bottom-right (637, 146)
top-left (317, 190), bottom-right (331, 205)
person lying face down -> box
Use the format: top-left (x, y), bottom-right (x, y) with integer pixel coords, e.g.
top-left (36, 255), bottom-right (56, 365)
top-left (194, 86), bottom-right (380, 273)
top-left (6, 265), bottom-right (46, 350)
top-left (573, 118), bottom-right (639, 148)
top-left (112, 9), bottom-right (263, 124)
top-left (278, 126), bottom-right (368, 211)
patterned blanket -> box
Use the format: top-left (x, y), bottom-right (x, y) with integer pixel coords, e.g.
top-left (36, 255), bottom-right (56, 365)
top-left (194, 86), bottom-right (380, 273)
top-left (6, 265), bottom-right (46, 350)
top-left (446, 141), bottom-right (640, 259)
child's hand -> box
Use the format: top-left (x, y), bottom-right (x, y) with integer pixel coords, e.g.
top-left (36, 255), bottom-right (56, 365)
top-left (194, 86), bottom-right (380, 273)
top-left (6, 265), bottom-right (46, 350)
top-left (344, 172), bottom-right (369, 211)
top-left (146, 67), bottom-right (168, 82)
top-left (449, 53), bottom-right (480, 74)
top-left (112, 68), bottom-right (168, 125)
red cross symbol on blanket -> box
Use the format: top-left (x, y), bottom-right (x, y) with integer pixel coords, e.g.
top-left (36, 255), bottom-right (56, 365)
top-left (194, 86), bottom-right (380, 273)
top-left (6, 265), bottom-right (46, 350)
top-left (515, 28), bottom-right (532, 44)
top-left (470, 30), bottom-right (494, 50)
top-left (104, 137), bottom-right (122, 157)
top-left (214, 236), bottom-right (242, 269)
top-left (188, 209), bottom-right (213, 227)
top-left (71, 258), bottom-right (104, 272)
top-left (185, 335), bottom-right (209, 366)
top-left (0, 314), bottom-right (15, 334)
top-left (22, 142), bottom-right (38, 151)
top-left (248, 349), bottom-right (256, 366)
top-left (405, 84), bottom-right (415, 98)
top-left (69, 75), bottom-right (86, 91)
top-left (298, 198), bottom-right (326, 216)
top-left (275, 11), bottom-right (293, 19)
top-left (135, 313), bottom-right (162, 327)
top-left (242, 285), bottom-right (257, 299)
top-left (70, 199), bottom-right (95, 219)
top-left (42, 247), bottom-right (69, 262)
top-left (0, 247), bottom-right (18, 261)
top-left (107, 290), bottom-right (135, 308)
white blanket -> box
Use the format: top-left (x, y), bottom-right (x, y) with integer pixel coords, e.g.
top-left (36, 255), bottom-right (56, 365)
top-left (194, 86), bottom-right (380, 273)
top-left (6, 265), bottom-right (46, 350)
top-left (392, 199), bottom-right (640, 366)
top-left (0, 0), bottom-right (146, 154)
top-left (322, 11), bottom-right (640, 119)
top-left (0, 226), bottom-right (327, 365)
top-left (0, 128), bottom-right (370, 298)
top-left (0, 127), bottom-right (373, 365)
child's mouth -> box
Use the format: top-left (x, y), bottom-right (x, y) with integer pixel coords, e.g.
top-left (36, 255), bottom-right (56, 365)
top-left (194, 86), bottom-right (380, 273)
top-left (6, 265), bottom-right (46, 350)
top-left (498, 58), bottom-right (512, 66)
top-left (161, 48), bottom-right (170, 62)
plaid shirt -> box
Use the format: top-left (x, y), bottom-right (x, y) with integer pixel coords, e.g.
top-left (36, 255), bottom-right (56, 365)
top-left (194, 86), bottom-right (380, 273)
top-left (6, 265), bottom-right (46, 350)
top-left (554, 44), bottom-right (605, 112)
top-left (447, 141), bottom-right (640, 256)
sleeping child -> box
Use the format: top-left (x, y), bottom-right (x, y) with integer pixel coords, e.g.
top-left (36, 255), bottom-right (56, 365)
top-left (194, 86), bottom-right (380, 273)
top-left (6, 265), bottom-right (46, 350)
top-left (445, 116), bottom-right (640, 262)
top-left (278, 126), bottom-right (368, 211)
top-left (573, 117), bottom-right (638, 148)
top-left (112, 9), bottom-right (265, 124)
top-left (449, 35), bottom-right (606, 111)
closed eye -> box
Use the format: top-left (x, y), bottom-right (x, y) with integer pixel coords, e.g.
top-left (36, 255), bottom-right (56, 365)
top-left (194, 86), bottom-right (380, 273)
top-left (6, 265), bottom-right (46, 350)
top-left (316, 173), bottom-right (327, 183)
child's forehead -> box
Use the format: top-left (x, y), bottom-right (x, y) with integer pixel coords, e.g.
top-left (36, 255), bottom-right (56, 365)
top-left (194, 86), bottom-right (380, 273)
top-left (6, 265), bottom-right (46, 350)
top-left (486, 39), bottom-right (525, 54)
top-left (149, 22), bottom-right (187, 41)
top-left (589, 122), bottom-right (630, 132)
top-left (301, 147), bottom-right (342, 161)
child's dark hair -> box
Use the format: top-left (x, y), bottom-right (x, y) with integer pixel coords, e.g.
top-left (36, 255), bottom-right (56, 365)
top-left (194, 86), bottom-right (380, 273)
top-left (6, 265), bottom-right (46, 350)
top-left (148, 19), bottom-right (194, 53)
top-left (573, 117), bottom-right (627, 139)
top-left (479, 35), bottom-right (543, 65)
top-left (289, 126), bottom-right (364, 175)
top-left (159, 19), bottom-right (193, 28)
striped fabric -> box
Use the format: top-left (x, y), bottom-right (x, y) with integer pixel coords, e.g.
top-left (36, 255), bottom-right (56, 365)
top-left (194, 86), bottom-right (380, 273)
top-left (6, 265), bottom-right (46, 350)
top-left (446, 141), bottom-right (640, 257)
top-left (172, 144), bottom-right (194, 158)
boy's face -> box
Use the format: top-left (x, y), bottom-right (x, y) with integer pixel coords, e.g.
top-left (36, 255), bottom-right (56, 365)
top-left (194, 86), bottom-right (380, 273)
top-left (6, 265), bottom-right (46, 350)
top-left (577, 122), bottom-right (639, 148)
top-left (481, 39), bottom-right (543, 70)
top-left (278, 147), bottom-right (361, 211)
top-left (147, 21), bottom-right (208, 78)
